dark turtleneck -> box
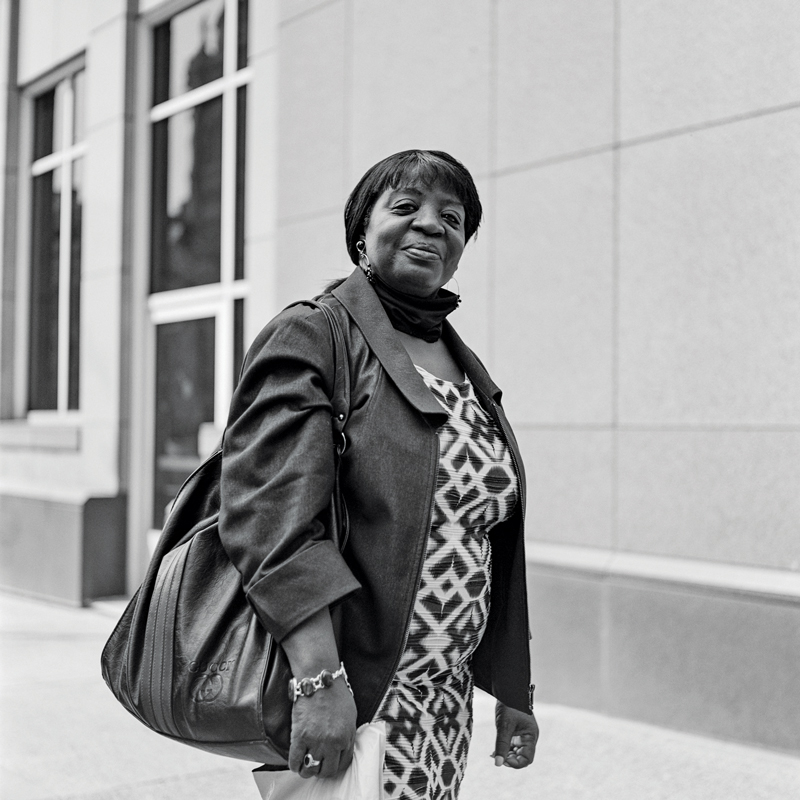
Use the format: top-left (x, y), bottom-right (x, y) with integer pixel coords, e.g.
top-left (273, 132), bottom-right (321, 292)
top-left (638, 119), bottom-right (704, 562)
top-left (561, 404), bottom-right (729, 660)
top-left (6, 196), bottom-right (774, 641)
top-left (368, 270), bottom-right (460, 343)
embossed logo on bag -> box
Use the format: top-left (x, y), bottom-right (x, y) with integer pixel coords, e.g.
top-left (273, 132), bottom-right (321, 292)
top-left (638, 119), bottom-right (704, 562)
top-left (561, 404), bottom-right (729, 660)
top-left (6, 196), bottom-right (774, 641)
top-left (187, 657), bottom-right (236, 703)
top-left (187, 658), bottom-right (236, 674)
top-left (191, 673), bottom-right (223, 702)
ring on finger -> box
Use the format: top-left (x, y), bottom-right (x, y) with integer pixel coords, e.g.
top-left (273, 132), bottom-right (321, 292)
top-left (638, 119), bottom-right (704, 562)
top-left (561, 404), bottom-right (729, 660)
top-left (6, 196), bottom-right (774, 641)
top-left (303, 753), bottom-right (322, 769)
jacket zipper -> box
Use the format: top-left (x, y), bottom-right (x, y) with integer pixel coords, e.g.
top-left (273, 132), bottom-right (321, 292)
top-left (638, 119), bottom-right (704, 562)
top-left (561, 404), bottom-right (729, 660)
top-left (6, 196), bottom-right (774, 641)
top-left (369, 433), bottom-right (439, 718)
top-left (492, 400), bottom-right (534, 713)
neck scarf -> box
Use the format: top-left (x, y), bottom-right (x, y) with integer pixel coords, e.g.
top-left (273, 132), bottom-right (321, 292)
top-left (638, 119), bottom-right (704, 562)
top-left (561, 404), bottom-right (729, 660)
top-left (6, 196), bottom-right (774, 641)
top-left (369, 270), bottom-right (460, 343)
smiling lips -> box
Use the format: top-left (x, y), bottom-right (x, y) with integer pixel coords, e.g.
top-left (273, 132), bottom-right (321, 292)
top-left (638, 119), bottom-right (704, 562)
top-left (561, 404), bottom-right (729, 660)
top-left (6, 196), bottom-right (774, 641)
top-left (403, 243), bottom-right (441, 261)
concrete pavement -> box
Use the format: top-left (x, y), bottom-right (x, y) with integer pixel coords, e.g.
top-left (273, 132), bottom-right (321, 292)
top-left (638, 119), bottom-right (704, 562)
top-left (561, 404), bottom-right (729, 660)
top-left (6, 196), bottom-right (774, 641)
top-left (1, 592), bottom-right (798, 799)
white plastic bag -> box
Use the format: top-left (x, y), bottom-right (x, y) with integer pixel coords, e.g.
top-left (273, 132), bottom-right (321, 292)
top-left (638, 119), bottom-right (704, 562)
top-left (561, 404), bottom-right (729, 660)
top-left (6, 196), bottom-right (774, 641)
top-left (253, 722), bottom-right (386, 800)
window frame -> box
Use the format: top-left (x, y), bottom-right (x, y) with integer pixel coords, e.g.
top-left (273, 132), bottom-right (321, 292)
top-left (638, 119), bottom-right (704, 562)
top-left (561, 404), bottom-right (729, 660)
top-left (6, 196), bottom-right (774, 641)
top-left (127, 0), bottom-right (252, 566)
top-left (146, 0), bottom-right (251, 431)
top-left (16, 54), bottom-right (87, 421)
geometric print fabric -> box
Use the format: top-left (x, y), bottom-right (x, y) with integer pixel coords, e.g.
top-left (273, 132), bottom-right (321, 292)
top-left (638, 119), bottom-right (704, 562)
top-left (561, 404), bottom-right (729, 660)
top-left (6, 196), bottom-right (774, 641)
top-left (376, 367), bottom-right (519, 800)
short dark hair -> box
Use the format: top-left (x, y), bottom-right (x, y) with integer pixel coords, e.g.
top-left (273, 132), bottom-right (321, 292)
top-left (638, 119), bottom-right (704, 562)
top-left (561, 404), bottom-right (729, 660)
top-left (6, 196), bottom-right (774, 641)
top-left (344, 150), bottom-right (483, 265)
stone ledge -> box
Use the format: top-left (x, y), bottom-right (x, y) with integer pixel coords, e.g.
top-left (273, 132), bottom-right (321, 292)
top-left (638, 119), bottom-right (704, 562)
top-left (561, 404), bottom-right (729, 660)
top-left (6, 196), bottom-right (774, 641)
top-left (0, 420), bottom-right (80, 450)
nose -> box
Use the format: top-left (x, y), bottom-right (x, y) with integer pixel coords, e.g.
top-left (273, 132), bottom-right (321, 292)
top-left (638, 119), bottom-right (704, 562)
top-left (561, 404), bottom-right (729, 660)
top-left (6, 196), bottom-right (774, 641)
top-left (411, 205), bottom-right (444, 235)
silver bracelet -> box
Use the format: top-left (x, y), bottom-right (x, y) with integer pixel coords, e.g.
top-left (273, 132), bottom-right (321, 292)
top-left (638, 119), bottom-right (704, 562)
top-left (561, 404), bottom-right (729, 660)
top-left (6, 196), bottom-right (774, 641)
top-left (288, 661), bottom-right (353, 703)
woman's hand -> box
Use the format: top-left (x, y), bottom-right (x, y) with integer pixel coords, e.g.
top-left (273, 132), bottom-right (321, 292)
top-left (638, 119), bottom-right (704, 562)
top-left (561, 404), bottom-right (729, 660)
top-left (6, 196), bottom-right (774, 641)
top-left (288, 676), bottom-right (357, 778)
top-left (493, 701), bottom-right (539, 768)
top-left (281, 608), bottom-right (357, 778)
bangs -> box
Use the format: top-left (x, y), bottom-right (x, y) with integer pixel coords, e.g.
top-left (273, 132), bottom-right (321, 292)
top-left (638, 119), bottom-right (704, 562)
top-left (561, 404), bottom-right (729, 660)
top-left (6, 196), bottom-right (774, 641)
top-left (377, 154), bottom-right (471, 208)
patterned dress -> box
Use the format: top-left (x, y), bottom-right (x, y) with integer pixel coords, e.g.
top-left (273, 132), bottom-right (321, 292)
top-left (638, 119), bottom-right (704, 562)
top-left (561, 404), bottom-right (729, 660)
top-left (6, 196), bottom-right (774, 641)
top-left (375, 366), bottom-right (519, 800)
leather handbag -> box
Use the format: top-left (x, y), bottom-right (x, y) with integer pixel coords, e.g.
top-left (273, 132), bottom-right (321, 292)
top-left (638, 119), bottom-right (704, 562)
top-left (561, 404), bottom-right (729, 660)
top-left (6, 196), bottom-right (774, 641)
top-left (101, 301), bottom-right (351, 765)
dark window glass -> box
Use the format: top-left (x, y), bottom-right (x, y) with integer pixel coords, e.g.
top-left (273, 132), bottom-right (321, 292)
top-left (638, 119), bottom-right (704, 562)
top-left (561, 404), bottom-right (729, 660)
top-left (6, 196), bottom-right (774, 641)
top-left (233, 298), bottom-right (244, 389)
top-left (235, 85), bottom-right (246, 280)
top-left (68, 159), bottom-right (83, 410)
top-left (52, 80), bottom-right (67, 153)
top-left (28, 72), bottom-right (84, 412)
top-left (153, 316), bottom-right (215, 528)
top-left (28, 169), bottom-right (61, 410)
top-left (153, 0), bottom-right (225, 105)
top-left (152, 21), bottom-right (171, 106)
top-left (33, 90), bottom-right (56, 160)
top-left (72, 70), bottom-right (86, 144)
top-left (151, 97), bottom-right (223, 292)
top-left (237, 0), bottom-right (249, 69)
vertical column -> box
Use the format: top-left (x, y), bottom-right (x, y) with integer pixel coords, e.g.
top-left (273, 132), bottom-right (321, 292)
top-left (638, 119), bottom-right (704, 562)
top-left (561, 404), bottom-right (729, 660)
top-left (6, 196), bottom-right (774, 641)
top-left (0, 0), bottom-right (20, 418)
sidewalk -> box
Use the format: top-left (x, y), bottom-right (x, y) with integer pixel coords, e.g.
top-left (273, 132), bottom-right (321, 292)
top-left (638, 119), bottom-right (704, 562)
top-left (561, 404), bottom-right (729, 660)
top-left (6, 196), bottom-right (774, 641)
top-left (1, 592), bottom-right (798, 800)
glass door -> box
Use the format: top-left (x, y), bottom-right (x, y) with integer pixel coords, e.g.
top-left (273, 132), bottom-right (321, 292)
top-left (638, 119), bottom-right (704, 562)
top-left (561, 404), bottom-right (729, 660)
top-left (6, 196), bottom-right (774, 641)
top-left (147, 0), bottom-right (249, 539)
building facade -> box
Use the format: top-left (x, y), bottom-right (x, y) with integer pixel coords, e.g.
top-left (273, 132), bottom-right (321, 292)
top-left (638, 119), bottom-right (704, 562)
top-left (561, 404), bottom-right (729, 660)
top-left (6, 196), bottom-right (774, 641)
top-left (1, 0), bottom-right (799, 752)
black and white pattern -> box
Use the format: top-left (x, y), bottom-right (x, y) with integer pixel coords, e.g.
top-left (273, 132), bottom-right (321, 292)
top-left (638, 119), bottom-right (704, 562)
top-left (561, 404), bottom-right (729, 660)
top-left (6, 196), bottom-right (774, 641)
top-left (376, 366), bottom-right (519, 800)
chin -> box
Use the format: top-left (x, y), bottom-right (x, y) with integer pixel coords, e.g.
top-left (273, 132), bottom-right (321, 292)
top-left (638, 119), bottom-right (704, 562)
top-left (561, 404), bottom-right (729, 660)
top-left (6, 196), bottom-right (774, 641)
top-left (396, 270), bottom-right (444, 297)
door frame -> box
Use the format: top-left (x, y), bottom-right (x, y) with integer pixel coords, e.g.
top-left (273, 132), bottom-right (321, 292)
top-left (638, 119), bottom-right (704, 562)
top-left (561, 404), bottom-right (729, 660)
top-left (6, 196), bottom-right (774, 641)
top-left (127, 0), bottom-right (251, 590)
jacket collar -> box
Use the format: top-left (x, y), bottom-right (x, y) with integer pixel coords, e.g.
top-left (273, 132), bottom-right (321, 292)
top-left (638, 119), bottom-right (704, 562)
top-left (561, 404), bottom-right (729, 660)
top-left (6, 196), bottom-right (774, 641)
top-left (332, 268), bottom-right (503, 420)
top-left (441, 322), bottom-right (503, 405)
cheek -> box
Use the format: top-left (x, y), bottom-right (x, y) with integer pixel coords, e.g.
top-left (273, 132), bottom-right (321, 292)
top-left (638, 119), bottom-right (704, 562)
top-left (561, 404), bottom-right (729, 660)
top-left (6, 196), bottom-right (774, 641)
top-left (448, 240), bottom-right (466, 264)
top-left (364, 230), bottom-right (384, 263)
top-left (367, 226), bottom-right (401, 263)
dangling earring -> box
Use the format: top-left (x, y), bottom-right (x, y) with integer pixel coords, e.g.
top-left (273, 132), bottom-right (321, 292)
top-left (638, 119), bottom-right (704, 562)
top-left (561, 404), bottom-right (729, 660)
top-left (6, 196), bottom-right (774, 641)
top-left (447, 276), bottom-right (462, 306)
top-left (356, 240), bottom-right (374, 282)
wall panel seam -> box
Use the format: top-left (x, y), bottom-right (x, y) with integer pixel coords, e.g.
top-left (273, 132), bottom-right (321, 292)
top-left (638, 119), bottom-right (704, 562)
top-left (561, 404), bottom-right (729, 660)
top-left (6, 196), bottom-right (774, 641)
top-left (529, 542), bottom-right (800, 604)
top-left (277, 206), bottom-right (341, 226)
top-left (488, 97), bottom-right (800, 181)
top-left (280, 0), bottom-right (343, 28)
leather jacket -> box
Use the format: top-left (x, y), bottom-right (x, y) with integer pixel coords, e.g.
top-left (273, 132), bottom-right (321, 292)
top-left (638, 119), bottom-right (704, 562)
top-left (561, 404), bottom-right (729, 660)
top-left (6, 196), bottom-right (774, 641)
top-left (219, 267), bottom-right (533, 725)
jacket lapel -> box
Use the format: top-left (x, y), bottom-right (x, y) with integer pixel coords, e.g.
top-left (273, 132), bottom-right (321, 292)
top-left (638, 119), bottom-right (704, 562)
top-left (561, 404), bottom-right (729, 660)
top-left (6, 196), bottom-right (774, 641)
top-left (442, 323), bottom-right (504, 405)
top-left (333, 269), bottom-right (449, 425)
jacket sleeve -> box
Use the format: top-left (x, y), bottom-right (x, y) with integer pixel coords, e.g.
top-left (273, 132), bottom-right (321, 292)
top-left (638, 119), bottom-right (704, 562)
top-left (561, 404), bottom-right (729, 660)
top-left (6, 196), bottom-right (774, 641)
top-left (219, 305), bottom-right (361, 642)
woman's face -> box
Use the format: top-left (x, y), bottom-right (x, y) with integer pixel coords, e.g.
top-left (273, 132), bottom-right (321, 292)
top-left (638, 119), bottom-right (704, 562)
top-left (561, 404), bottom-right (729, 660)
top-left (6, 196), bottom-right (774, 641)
top-left (362, 183), bottom-right (467, 298)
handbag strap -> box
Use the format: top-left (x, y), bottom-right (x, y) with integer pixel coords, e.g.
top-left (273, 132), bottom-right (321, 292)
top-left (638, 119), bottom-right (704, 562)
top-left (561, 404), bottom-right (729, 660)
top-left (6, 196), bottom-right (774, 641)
top-left (303, 300), bottom-right (351, 452)
top-left (286, 300), bottom-right (350, 453)
top-left (226, 299), bottom-right (350, 448)
top-left (291, 299), bottom-right (351, 550)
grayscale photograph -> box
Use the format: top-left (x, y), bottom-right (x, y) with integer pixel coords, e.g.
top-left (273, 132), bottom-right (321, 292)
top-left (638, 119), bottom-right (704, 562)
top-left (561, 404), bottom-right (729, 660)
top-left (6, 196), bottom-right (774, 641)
top-left (0, 1), bottom-right (799, 799)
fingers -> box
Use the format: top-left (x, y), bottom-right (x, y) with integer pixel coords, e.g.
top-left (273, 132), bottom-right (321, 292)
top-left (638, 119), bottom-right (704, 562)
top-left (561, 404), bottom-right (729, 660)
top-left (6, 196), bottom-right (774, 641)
top-left (288, 717), bottom-right (355, 778)
top-left (318, 750), bottom-right (342, 779)
top-left (299, 752), bottom-right (323, 779)
top-left (501, 734), bottom-right (537, 769)
top-left (338, 738), bottom-right (355, 773)
top-left (492, 734), bottom-right (537, 769)
top-left (493, 703), bottom-right (539, 769)
top-left (493, 709), bottom-right (515, 768)
top-left (288, 737), bottom-right (305, 774)
top-left (291, 741), bottom-right (352, 779)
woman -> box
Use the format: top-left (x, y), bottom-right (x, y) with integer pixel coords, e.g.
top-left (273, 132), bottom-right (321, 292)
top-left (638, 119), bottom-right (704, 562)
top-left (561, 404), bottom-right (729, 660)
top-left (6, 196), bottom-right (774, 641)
top-left (220, 150), bottom-right (538, 799)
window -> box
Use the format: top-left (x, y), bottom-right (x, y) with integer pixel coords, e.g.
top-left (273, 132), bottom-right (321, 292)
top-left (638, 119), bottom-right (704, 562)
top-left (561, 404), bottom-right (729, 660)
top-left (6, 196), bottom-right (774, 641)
top-left (148, 0), bottom-right (249, 529)
top-left (28, 69), bottom-right (85, 412)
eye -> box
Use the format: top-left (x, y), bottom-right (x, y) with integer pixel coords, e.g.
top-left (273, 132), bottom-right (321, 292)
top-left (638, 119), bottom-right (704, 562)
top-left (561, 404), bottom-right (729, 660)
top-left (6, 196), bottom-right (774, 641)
top-left (443, 212), bottom-right (462, 227)
top-left (392, 201), bottom-right (417, 213)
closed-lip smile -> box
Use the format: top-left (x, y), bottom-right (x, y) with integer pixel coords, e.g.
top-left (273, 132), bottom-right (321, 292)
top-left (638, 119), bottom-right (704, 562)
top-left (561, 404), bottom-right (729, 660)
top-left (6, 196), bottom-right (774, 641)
top-left (403, 242), bottom-right (441, 260)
